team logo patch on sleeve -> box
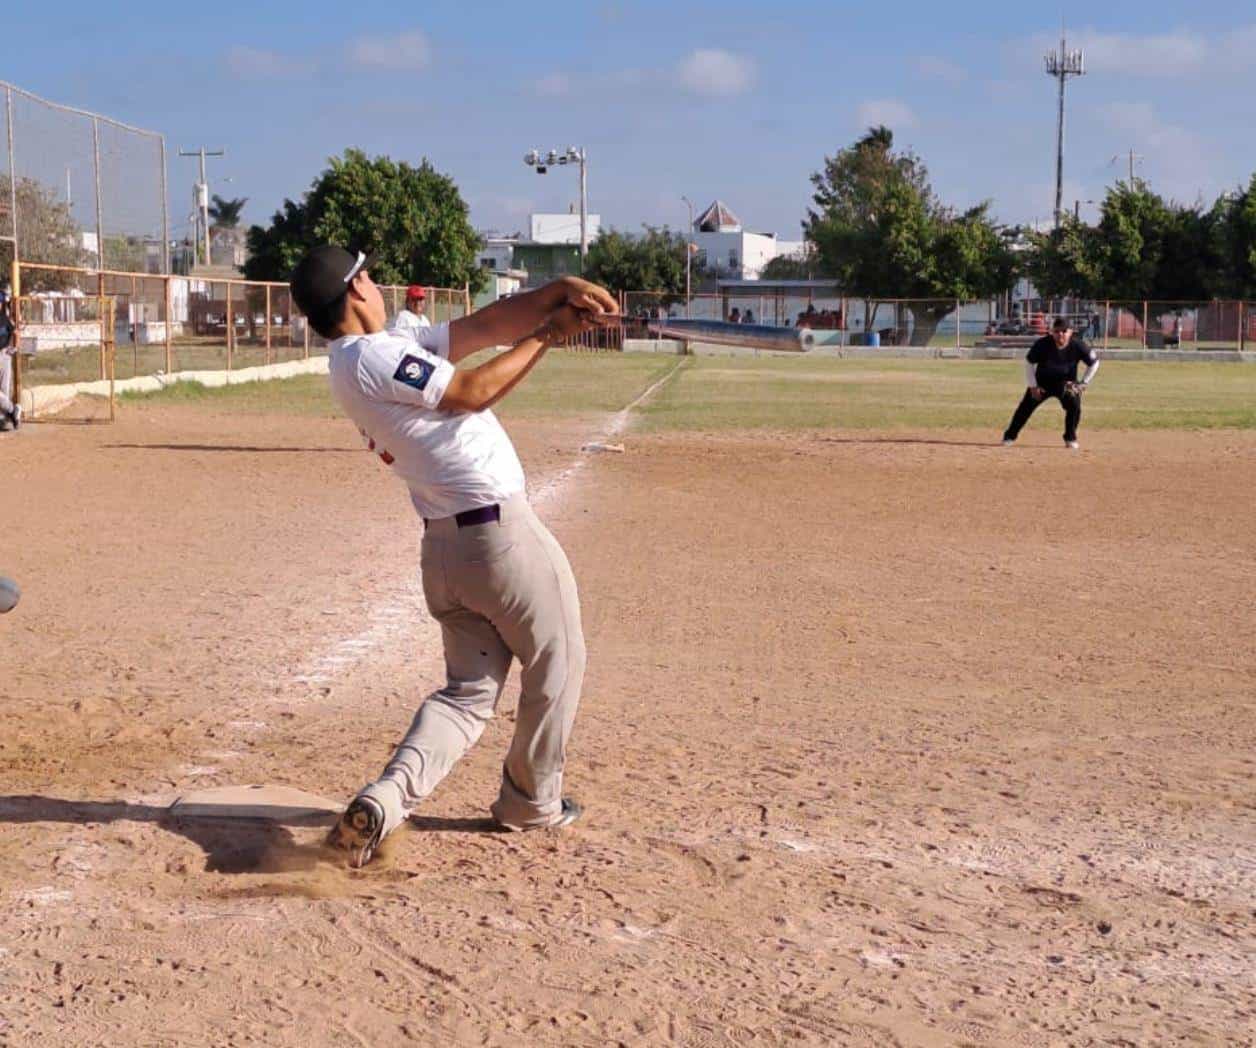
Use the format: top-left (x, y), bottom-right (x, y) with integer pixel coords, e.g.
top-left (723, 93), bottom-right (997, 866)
top-left (393, 354), bottom-right (435, 391)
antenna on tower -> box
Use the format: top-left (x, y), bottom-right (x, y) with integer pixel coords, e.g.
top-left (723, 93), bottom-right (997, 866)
top-left (1045, 28), bottom-right (1086, 228)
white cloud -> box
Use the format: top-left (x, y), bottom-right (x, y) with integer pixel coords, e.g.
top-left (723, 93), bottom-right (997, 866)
top-left (677, 49), bottom-right (755, 96)
top-left (350, 30), bottom-right (431, 72)
top-left (855, 99), bottom-right (917, 129)
top-left (1098, 101), bottom-right (1197, 151)
top-left (534, 73), bottom-right (571, 97)
top-left (1097, 102), bottom-right (1217, 203)
top-left (225, 46), bottom-right (313, 79)
top-left (916, 56), bottom-right (967, 83)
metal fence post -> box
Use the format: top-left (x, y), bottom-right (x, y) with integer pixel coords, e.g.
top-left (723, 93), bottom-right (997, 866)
top-left (158, 136), bottom-right (170, 275)
top-left (225, 281), bottom-right (233, 371)
top-left (91, 116), bottom-right (107, 378)
top-left (265, 284), bottom-right (272, 364)
top-left (10, 256), bottom-right (20, 408)
top-left (164, 274), bottom-right (173, 373)
top-left (1142, 301), bottom-right (1148, 349)
top-left (5, 86), bottom-right (18, 258)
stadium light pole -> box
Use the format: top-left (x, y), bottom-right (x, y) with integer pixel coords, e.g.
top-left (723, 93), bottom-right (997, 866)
top-left (1044, 32), bottom-right (1085, 228)
top-left (682, 194), bottom-right (694, 318)
top-left (524, 146), bottom-right (588, 270)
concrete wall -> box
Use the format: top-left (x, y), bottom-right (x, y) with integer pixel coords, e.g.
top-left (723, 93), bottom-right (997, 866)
top-left (19, 323), bottom-right (102, 352)
top-left (622, 339), bottom-right (1256, 363)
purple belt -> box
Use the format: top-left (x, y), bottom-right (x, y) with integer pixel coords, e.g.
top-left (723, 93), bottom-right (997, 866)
top-left (422, 504), bottom-right (502, 528)
top-left (455, 504), bottom-right (501, 527)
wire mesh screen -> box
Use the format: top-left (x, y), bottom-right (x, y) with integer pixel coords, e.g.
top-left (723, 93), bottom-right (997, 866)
top-left (1, 81), bottom-right (167, 276)
top-left (96, 117), bottom-right (166, 272)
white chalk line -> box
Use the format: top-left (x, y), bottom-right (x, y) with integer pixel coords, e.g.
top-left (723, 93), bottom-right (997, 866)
top-left (288, 359), bottom-right (686, 690)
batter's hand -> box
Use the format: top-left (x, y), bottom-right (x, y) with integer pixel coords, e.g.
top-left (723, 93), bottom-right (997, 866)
top-left (543, 304), bottom-right (594, 341)
top-left (1029, 386), bottom-right (1045, 401)
top-left (559, 277), bottom-right (619, 324)
top-left (1064, 381), bottom-right (1084, 397)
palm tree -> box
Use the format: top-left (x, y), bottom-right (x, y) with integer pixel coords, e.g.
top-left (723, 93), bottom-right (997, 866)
top-left (208, 195), bottom-right (248, 230)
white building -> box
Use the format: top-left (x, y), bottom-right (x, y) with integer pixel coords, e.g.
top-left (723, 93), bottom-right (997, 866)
top-left (690, 200), bottom-right (805, 281)
top-left (478, 234), bottom-right (518, 273)
top-left (529, 211), bottom-right (601, 245)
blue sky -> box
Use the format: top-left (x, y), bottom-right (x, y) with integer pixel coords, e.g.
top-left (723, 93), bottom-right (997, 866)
top-left (7, 0), bottom-right (1256, 243)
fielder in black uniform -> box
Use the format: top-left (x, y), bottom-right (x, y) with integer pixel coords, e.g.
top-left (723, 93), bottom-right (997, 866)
top-left (1002, 317), bottom-right (1100, 449)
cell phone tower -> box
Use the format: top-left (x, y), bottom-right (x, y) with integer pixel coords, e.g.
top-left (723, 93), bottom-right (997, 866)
top-left (1045, 31), bottom-right (1086, 228)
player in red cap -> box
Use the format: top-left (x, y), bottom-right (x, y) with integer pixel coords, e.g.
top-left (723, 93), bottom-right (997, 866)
top-left (390, 284), bottom-right (431, 343)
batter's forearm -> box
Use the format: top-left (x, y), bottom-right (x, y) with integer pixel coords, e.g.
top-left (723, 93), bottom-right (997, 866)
top-left (448, 282), bottom-right (569, 362)
top-left (1081, 359), bottom-right (1100, 385)
top-left (439, 328), bottom-right (556, 412)
top-left (1024, 359), bottom-right (1037, 387)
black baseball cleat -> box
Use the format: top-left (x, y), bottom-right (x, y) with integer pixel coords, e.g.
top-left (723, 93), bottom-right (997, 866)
top-left (326, 795), bottom-right (385, 868)
top-left (494, 797), bottom-right (582, 833)
top-left (550, 798), bottom-right (583, 827)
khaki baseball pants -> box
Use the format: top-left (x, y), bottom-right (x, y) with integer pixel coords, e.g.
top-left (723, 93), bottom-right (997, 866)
top-left (360, 494), bottom-right (586, 833)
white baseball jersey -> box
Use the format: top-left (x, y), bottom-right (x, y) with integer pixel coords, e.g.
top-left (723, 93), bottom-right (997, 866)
top-left (327, 323), bottom-right (526, 521)
top-left (389, 308), bottom-right (432, 342)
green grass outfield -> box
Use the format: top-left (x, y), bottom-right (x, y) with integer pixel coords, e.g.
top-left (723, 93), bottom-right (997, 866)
top-left (120, 352), bottom-right (1256, 431)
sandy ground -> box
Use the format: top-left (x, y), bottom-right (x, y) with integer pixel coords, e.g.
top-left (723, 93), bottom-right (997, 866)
top-left (0, 399), bottom-right (1253, 1047)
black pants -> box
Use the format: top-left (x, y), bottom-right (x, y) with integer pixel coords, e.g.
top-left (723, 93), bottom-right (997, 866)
top-left (1003, 383), bottom-right (1081, 442)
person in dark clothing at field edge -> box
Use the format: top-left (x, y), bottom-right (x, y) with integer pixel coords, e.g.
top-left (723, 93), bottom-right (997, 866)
top-left (1002, 317), bottom-right (1100, 450)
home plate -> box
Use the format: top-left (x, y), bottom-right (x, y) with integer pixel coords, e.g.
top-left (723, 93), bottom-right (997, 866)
top-left (169, 784), bottom-right (344, 823)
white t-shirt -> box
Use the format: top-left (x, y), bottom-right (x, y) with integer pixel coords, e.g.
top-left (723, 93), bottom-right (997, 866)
top-left (327, 324), bottom-right (526, 521)
top-left (389, 308), bottom-right (431, 342)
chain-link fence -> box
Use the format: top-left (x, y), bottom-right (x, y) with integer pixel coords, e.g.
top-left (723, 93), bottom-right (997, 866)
top-left (14, 261), bottom-right (471, 413)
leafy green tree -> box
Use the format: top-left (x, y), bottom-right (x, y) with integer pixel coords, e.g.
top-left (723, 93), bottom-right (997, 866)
top-left (1026, 217), bottom-right (1103, 300)
top-left (244, 149), bottom-right (485, 293)
top-left (1033, 180), bottom-right (1214, 317)
top-left (208, 195), bottom-right (248, 229)
top-left (584, 225), bottom-right (690, 301)
top-left (1210, 172), bottom-right (1256, 299)
top-left (244, 199), bottom-right (307, 284)
top-left (760, 253), bottom-right (816, 280)
top-left (102, 235), bottom-right (148, 273)
top-left (805, 127), bottom-right (1015, 344)
top-left (0, 175), bottom-right (90, 290)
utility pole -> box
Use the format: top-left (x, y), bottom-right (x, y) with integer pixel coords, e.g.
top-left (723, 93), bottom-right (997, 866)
top-left (682, 195), bottom-right (694, 318)
top-left (1111, 148), bottom-right (1144, 185)
top-left (179, 147), bottom-right (224, 267)
top-left (1044, 31), bottom-right (1085, 228)
top-left (578, 150), bottom-right (588, 266)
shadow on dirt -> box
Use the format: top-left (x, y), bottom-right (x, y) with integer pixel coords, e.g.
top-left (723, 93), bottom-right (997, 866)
top-left (103, 443), bottom-right (355, 454)
top-left (0, 794), bottom-right (334, 875)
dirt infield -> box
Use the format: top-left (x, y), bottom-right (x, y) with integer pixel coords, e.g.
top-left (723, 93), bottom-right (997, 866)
top-left (1, 395), bottom-right (1253, 1045)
